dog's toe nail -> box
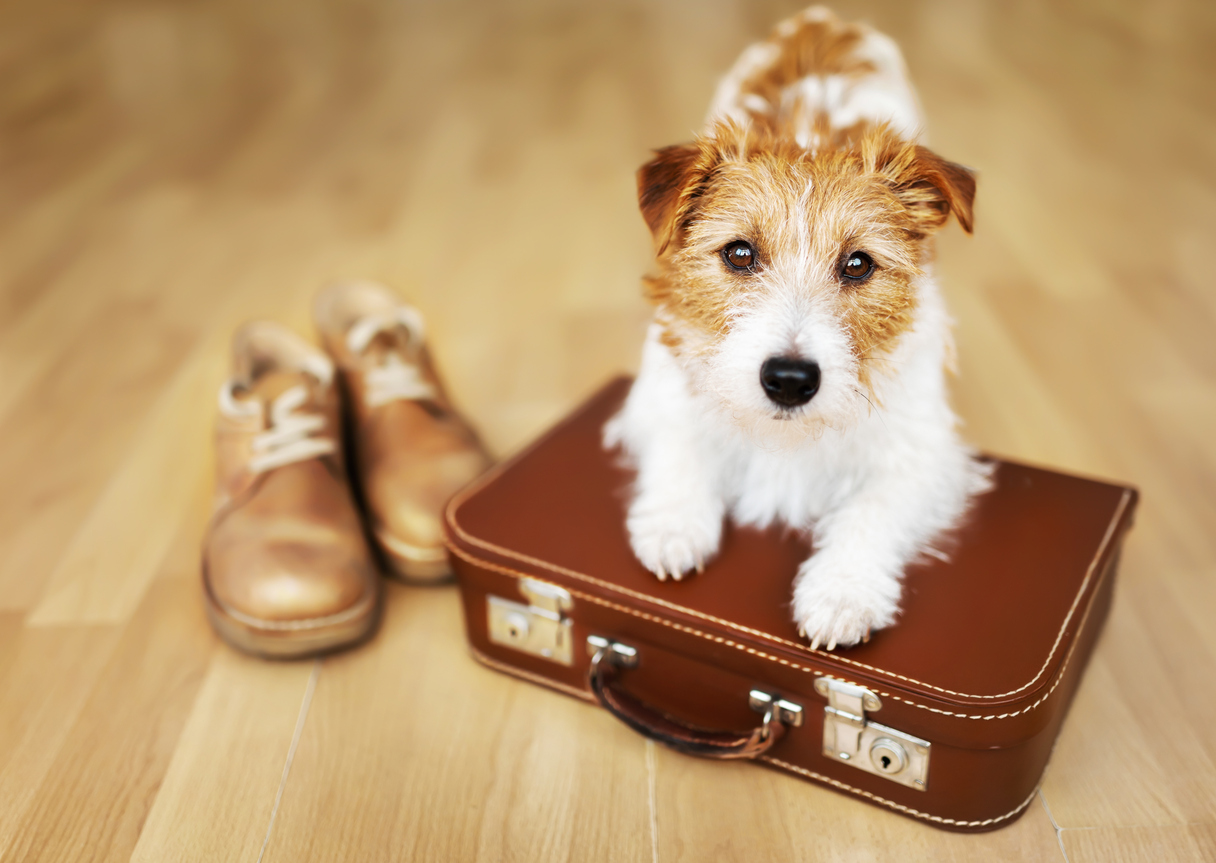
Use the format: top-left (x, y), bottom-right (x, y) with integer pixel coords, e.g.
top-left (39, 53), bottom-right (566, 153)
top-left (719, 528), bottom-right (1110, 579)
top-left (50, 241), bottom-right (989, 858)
top-left (655, 564), bottom-right (667, 581)
top-left (826, 638), bottom-right (837, 651)
top-left (809, 636), bottom-right (820, 650)
top-left (862, 629), bottom-right (871, 643)
top-left (672, 569), bottom-right (683, 581)
top-left (694, 554), bottom-right (705, 575)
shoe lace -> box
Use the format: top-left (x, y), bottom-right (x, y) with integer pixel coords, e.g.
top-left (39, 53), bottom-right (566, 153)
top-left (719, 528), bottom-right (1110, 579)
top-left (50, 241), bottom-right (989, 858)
top-left (345, 308), bottom-right (437, 409)
top-left (248, 385), bottom-right (336, 474)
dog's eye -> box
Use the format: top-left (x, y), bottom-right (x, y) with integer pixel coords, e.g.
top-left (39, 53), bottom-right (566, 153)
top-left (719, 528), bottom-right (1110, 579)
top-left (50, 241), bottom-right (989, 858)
top-left (841, 252), bottom-right (874, 281)
top-left (722, 241), bottom-right (755, 271)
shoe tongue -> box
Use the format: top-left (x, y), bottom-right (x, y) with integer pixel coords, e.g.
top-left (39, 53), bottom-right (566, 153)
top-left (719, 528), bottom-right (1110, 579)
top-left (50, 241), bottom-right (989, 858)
top-left (225, 370), bottom-right (320, 427)
top-left (345, 308), bottom-right (426, 360)
top-left (253, 370), bottom-right (313, 406)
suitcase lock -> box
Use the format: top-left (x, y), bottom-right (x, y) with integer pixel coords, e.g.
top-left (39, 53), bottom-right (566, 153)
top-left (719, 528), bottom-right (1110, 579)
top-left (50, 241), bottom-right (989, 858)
top-left (487, 579), bottom-right (574, 665)
top-left (814, 677), bottom-right (931, 791)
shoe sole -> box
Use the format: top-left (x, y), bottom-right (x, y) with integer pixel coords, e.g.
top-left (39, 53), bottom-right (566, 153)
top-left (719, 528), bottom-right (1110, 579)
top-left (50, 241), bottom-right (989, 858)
top-left (203, 578), bottom-right (382, 660)
top-left (374, 529), bottom-right (455, 584)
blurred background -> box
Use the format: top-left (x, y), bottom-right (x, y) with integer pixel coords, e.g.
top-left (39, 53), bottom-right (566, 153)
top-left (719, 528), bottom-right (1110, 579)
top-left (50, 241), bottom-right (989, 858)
top-left (1, 1), bottom-right (1213, 860)
top-left (3, 0), bottom-right (1213, 457)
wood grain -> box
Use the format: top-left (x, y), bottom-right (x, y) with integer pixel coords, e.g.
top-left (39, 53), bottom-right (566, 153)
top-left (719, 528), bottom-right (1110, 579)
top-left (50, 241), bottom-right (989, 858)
top-left (1, 0), bottom-right (1214, 860)
top-left (0, 622), bottom-right (120, 856)
top-left (1061, 824), bottom-right (1216, 863)
top-left (1, 579), bottom-right (214, 863)
top-left (652, 747), bottom-right (1066, 862)
top-left (128, 652), bottom-right (317, 863)
top-left (261, 585), bottom-right (654, 863)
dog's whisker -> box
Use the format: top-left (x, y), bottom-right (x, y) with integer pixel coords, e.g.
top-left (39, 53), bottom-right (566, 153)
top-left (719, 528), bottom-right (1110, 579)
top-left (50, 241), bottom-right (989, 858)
top-left (851, 387), bottom-right (889, 433)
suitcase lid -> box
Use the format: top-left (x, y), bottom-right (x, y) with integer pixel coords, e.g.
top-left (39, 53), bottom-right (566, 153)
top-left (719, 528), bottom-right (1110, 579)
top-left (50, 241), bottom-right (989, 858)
top-left (446, 377), bottom-right (1137, 735)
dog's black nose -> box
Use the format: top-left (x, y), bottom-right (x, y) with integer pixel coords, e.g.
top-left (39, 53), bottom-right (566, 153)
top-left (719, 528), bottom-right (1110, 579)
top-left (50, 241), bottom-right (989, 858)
top-left (760, 356), bottom-right (821, 407)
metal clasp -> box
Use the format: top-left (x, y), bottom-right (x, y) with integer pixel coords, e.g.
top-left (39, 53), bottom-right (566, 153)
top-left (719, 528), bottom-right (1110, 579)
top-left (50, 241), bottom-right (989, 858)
top-left (748, 690), bottom-right (804, 727)
top-left (586, 634), bottom-right (639, 668)
top-left (814, 677), bottom-right (930, 791)
top-left (487, 579), bottom-right (574, 665)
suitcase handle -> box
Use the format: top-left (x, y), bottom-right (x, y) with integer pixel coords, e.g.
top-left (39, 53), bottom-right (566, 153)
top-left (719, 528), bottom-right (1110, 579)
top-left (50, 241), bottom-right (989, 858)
top-left (587, 636), bottom-right (788, 760)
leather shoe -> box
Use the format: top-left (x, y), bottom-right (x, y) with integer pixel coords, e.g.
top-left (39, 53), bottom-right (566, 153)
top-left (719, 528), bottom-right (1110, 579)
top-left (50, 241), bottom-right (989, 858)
top-left (203, 321), bottom-right (381, 657)
top-left (315, 281), bottom-right (492, 582)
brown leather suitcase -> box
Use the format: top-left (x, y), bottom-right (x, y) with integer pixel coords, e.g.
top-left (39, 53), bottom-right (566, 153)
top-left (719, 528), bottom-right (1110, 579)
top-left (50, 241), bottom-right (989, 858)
top-left (444, 377), bottom-right (1138, 832)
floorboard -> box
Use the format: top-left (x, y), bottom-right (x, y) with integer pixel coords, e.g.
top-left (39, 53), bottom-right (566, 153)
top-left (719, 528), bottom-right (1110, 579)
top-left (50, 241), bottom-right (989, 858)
top-left (2, 0), bottom-right (1213, 859)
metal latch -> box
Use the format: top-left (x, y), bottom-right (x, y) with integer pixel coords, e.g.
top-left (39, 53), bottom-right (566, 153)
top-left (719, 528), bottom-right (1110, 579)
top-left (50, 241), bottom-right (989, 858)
top-left (487, 579), bottom-right (573, 665)
top-left (747, 690), bottom-right (805, 727)
top-left (814, 677), bottom-right (930, 791)
top-left (586, 634), bottom-right (638, 667)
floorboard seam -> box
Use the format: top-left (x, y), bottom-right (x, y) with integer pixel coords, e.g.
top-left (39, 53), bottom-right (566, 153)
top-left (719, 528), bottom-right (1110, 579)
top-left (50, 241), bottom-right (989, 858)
top-left (256, 659), bottom-right (320, 863)
top-left (1039, 790), bottom-right (1070, 862)
top-left (646, 739), bottom-right (659, 863)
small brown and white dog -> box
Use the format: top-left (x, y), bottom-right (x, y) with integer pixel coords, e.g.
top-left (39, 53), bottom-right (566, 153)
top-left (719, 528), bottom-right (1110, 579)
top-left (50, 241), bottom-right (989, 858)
top-left (605, 6), bottom-right (991, 649)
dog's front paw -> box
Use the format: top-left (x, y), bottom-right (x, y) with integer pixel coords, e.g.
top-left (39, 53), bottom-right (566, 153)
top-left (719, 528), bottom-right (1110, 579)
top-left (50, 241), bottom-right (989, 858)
top-left (792, 553), bottom-right (902, 650)
top-left (626, 497), bottom-right (722, 581)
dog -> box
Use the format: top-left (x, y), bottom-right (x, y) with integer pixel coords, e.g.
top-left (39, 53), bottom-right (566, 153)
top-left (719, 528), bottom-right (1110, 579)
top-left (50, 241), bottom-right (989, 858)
top-left (604, 6), bottom-right (991, 650)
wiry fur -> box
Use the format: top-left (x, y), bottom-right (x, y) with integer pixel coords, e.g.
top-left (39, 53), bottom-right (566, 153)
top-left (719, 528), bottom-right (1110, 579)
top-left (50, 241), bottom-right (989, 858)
top-left (606, 6), bottom-right (991, 649)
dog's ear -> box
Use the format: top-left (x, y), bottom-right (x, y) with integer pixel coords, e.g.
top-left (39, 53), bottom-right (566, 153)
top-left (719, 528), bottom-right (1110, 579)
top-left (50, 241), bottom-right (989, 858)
top-left (637, 143), bottom-right (713, 253)
top-left (877, 142), bottom-right (976, 235)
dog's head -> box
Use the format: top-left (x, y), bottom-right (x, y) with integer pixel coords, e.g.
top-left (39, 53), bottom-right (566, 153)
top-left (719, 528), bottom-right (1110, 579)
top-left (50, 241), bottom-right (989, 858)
top-left (638, 121), bottom-right (974, 440)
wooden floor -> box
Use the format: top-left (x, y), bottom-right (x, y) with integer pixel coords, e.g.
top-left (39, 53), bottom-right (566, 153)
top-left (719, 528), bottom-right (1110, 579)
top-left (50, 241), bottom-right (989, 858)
top-left (2, 0), bottom-right (1214, 859)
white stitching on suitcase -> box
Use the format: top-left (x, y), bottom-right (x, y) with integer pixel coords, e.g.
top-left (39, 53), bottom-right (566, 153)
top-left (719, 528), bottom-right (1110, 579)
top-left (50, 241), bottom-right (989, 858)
top-left (448, 544), bottom-right (1099, 721)
top-left (447, 453), bottom-right (1131, 702)
top-left (471, 636), bottom-right (1039, 829)
top-left (759, 756), bottom-right (1040, 827)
